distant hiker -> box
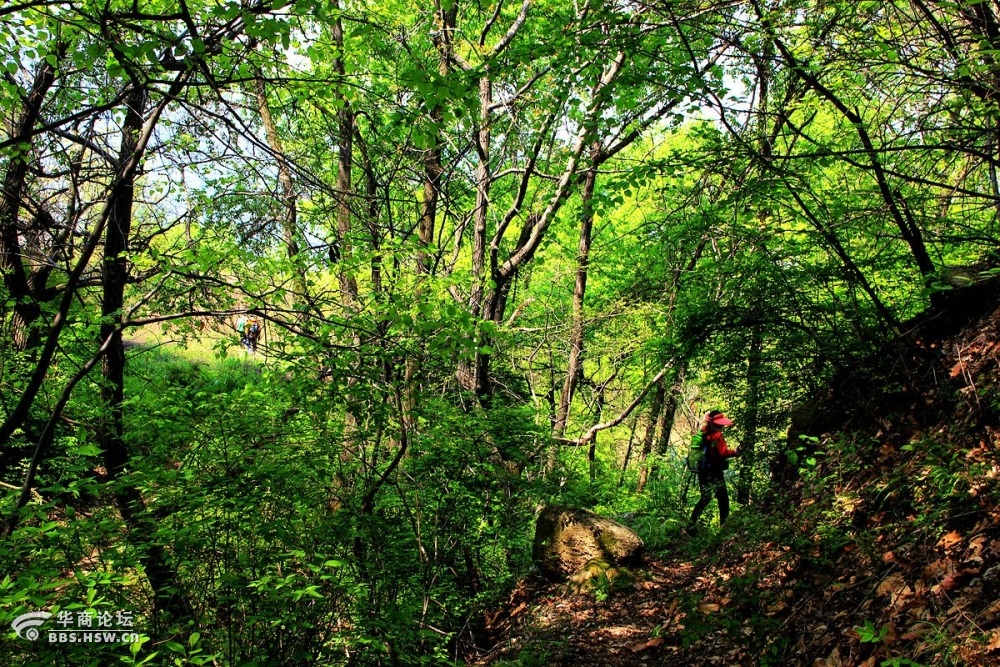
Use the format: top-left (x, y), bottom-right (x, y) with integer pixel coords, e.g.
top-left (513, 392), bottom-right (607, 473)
top-left (687, 410), bottom-right (741, 533)
top-left (236, 315), bottom-right (249, 353)
top-left (245, 317), bottom-right (262, 355)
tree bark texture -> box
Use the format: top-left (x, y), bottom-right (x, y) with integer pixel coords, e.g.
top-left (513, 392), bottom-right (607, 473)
top-left (331, 7), bottom-right (359, 302)
top-left (253, 74), bottom-right (310, 305)
top-left (0, 52), bottom-right (61, 352)
top-left (97, 88), bottom-right (193, 621)
top-left (553, 156), bottom-right (600, 441)
top-left (636, 376), bottom-right (666, 493)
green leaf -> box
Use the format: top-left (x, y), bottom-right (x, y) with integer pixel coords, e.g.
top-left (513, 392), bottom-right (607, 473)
top-left (164, 640), bottom-right (185, 653)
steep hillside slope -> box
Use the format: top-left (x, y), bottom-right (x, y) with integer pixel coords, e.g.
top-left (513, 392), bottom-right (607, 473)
top-left (476, 282), bottom-right (1000, 667)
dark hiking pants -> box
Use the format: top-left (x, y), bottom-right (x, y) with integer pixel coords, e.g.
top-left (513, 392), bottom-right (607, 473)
top-left (689, 469), bottom-right (729, 526)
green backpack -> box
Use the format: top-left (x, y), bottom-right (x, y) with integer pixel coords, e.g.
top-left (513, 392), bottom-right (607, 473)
top-left (687, 432), bottom-right (708, 473)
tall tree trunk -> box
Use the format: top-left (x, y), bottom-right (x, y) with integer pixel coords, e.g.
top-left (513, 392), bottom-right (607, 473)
top-left (417, 125), bottom-right (442, 277)
top-left (331, 9), bottom-right (359, 302)
top-left (461, 70), bottom-right (494, 398)
top-left (632, 365), bottom-right (688, 491)
top-left (985, 124), bottom-right (1000, 235)
top-left (550, 150), bottom-right (600, 467)
top-left (355, 130), bottom-right (382, 294)
top-left (636, 376), bottom-right (666, 493)
top-left (458, 0), bottom-right (533, 401)
top-left (0, 51), bottom-right (61, 352)
top-left (0, 72), bottom-right (190, 449)
top-left (253, 74), bottom-right (309, 306)
top-left (589, 383), bottom-right (606, 482)
top-left (417, 0), bottom-right (455, 276)
top-left (735, 38), bottom-right (772, 506)
top-left (470, 74), bottom-right (491, 321)
top-left (478, 51), bottom-right (628, 413)
top-left (737, 324), bottom-right (763, 505)
top-left (642, 363), bottom-right (687, 488)
top-left (403, 0), bottom-right (456, 436)
top-left (335, 104), bottom-right (357, 297)
top-left (325, 6), bottom-right (364, 507)
top-left (656, 367), bottom-right (684, 459)
top-left (618, 415), bottom-right (640, 488)
top-left (97, 88), bottom-right (192, 621)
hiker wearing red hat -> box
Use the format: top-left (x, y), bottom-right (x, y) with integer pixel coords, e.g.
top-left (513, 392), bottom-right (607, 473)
top-left (687, 410), bottom-right (741, 533)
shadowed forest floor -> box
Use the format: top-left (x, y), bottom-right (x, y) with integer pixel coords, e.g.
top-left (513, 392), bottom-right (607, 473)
top-left (475, 284), bottom-right (1000, 667)
top-left (476, 514), bottom-right (1000, 667)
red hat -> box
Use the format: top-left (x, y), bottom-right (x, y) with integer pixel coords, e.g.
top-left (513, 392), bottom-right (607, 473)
top-left (707, 412), bottom-right (733, 426)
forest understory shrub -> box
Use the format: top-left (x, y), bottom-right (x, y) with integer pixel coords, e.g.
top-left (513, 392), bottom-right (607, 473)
top-left (2, 349), bottom-right (555, 666)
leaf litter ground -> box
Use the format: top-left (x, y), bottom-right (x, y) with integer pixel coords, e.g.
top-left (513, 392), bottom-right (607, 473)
top-left (474, 284), bottom-right (1000, 667)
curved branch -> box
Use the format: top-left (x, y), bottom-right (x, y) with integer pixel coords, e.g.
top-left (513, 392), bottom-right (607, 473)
top-left (557, 361), bottom-right (675, 447)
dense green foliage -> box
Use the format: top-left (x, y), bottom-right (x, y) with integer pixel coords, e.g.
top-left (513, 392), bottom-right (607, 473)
top-left (3, 0), bottom-right (1000, 664)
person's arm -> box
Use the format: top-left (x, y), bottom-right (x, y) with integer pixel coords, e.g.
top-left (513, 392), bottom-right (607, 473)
top-left (716, 433), bottom-right (740, 458)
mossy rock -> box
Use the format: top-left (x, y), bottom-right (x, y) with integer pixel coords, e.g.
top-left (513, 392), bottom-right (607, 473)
top-left (563, 558), bottom-right (636, 596)
top-left (532, 506), bottom-right (644, 580)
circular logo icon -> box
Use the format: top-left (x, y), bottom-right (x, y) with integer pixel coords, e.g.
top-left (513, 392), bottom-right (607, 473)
top-left (12, 611), bottom-right (53, 641)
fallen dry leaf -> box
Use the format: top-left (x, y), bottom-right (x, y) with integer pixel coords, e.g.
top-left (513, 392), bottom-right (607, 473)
top-left (938, 530), bottom-right (962, 549)
top-left (938, 573), bottom-right (962, 593)
top-left (901, 624), bottom-right (932, 641)
top-left (883, 620), bottom-right (898, 647)
top-left (877, 573), bottom-right (906, 597)
top-left (922, 558), bottom-right (950, 580)
top-left (815, 646), bottom-right (842, 667)
top-left (969, 535), bottom-right (988, 557)
top-left (982, 599), bottom-right (1000, 622)
top-left (768, 600), bottom-right (788, 615)
top-left (629, 636), bottom-right (665, 653)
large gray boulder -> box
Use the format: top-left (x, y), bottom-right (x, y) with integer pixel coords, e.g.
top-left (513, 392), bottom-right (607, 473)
top-left (532, 506), bottom-right (644, 579)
